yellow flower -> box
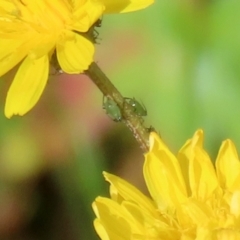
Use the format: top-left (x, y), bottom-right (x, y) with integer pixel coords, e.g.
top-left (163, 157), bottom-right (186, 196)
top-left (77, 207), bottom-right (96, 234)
top-left (0, 0), bottom-right (153, 118)
top-left (93, 130), bottom-right (240, 239)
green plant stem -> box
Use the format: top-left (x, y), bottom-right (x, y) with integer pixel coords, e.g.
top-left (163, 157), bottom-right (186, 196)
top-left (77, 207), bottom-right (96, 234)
top-left (86, 62), bottom-right (150, 152)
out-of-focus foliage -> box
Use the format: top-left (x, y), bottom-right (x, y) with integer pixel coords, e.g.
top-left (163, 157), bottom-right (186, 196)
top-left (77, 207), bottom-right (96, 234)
top-left (1, 0), bottom-right (240, 239)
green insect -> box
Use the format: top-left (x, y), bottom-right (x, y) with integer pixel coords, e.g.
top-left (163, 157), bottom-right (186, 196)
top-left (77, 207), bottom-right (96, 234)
top-left (125, 98), bottom-right (147, 117)
top-left (103, 96), bottom-right (122, 122)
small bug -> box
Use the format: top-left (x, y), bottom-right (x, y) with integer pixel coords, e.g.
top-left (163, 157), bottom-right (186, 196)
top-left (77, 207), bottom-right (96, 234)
top-left (146, 125), bottom-right (156, 133)
top-left (146, 125), bottom-right (161, 138)
top-left (103, 96), bottom-right (122, 122)
top-left (125, 98), bottom-right (147, 117)
top-left (74, 17), bottom-right (102, 44)
top-left (94, 18), bottom-right (102, 28)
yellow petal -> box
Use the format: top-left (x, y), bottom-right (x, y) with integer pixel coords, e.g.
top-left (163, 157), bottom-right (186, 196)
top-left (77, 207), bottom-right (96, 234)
top-left (100, 0), bottom-right (154, 13)
top-left (216, 140), bottom-right (240, 191)
top-left (93, 197), bottom-right (131, 240)
top-left (5, 55), bottom-right (49, 118)
top-left (121, 201), bottom-right (145, 234)
top-left (72, 0), bottom-right (105, 32)
top-left (178, 130), bottom-right (204, 196)
top-left (190, 147), bottom-right (219, 200)
top-left (183, 199), bottom-right (213, 226)
top-left (56, 31), bottom-right (94, 73)
top-left (179, 130), bottom-right (204, 159)
top-left (0, 1), bottom-right (16, 13)
top-left (213, 229), bottom-right (240, 240)
top-left (144, 132), bottom-right (187, 211)
top-left (0, 38), bottom-right (29, 77)
top-left (195, 227), bottom-right (212, 240)
top-left (93, 219), bottom-right (110, 240)
top-left (178, 139), bottom-right (194, 197)
top-left (230, 191), bottom-right (240, 218)
top-left (103, 172), bottom-right (157, 217)
top-left (179, 130), bottom-right (219, 200)
top-left (122, 201), bottom-right (177, 238)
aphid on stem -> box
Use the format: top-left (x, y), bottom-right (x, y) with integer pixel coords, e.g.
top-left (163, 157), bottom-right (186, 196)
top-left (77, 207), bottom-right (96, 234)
top-left (124, 97), bottom-right (147, 117)
top-left (103, 96), bottom-right (122, 122)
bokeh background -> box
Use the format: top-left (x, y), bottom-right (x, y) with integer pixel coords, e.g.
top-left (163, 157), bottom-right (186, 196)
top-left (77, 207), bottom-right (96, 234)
top-left (1, 0), bottom-right (240, 239)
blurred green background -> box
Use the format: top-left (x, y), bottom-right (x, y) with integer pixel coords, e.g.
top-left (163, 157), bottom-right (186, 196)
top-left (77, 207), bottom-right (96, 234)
top-left (1, 0), bottom-right (240, 239)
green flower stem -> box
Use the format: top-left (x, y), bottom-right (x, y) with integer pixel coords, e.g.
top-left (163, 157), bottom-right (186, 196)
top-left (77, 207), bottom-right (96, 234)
top-left (86, 62), bottom-right (150, 152)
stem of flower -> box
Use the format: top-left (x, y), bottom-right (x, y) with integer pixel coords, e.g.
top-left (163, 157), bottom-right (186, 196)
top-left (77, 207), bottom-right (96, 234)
top-left (86, 62), bottom-right (150, 152)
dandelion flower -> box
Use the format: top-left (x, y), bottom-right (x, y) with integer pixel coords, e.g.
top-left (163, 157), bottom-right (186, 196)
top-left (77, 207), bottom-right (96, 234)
top-left (93, 130), bottom-right (240, 239)
top-left (0, 0), bottom-right (153, 118)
